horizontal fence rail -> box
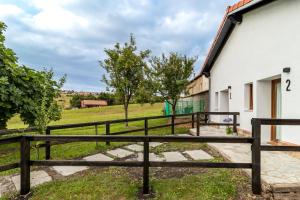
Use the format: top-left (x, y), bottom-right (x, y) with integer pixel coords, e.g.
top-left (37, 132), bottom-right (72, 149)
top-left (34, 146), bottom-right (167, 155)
top-left (19, 134), bottom-right (251, 197)
top-left (0, 111), bottom-right (241, 198)
top-left (251, 118), bottom-right (300, 195)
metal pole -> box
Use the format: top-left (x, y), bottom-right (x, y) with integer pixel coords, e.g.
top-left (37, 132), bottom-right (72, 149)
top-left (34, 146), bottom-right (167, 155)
top-left (251, 119), bottom-right (261, 195)
top-left (45, 128), bottom-right (50, 160)
top-left (144, 118), bottom-right (148, 136)
top-left (171, 115), bottom-right (175, 135)
top-left (196, 113), bottom-right (200, 136)
top-left (233, 114), bottom-right (237, 133)
top-left (95, 125), bottom-right (98, 147)
top-left (192, 114), bottom-right (195, 128)
top-left (143, 137), bottom-right (150, 194)
top-left (106, 122), bottom-right (110, 146)
top-left (20, 137), bottom-right (30, 196)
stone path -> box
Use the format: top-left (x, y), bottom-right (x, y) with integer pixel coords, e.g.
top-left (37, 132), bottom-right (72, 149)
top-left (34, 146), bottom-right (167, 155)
top-left (191, 126), bottom-right (300, 193)
top-left (0, 136), bottom-right (214, 197)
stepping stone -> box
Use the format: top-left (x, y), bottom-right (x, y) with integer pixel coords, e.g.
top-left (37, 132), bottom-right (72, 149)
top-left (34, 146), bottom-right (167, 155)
top-left (84, 153), bottom-right (113, 161)
top-left (11, 170), bottom-right (52, 191)
top-left (176, 134), bottom-right (191, 136)
top-left (52, 166), bottom-right (88, 176)
top-left (150, 142), bottom-right (163, 148)
top-left (162, 152), bottom-right (188, 162)
top-left (0, 176), bottom-right (15, 198)
top-left (107, 148), bottom-right (134, 158)
top-left (124, 144), bottom-right (143, 152)
top-left (127, 153), bottom-right (165, 162)
top-left (184, 150), bottom-right (213, 160)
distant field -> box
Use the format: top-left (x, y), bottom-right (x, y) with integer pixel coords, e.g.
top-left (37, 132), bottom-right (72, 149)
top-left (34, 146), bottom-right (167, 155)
top-left (7, 103), bottom-right (164, 129)
top-left (56, 93), bottom-right (73, 109)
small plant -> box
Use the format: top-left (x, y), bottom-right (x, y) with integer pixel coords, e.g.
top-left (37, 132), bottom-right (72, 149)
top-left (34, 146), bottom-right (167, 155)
top-left (226, 126), bottom-right (233, 135)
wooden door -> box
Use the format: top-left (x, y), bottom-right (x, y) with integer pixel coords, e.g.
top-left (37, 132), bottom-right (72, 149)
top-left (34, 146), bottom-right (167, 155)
top-left (271, 79), bottom-right (281, 141)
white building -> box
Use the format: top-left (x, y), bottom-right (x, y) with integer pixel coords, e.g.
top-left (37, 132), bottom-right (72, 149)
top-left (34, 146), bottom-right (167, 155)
top-left (200, 0), bottom-right (300, 144)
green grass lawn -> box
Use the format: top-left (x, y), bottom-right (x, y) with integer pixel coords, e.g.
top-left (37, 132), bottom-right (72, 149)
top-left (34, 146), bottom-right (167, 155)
top-left (1, 103), bottom-right (250, 199)
top-left (1, 103), bottom-right (190, 176)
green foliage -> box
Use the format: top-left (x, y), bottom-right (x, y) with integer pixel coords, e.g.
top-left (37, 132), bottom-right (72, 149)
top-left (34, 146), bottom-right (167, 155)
top-left (146, 52), bottom-right (196, 114)
top-left (33, 69), bottom-right (66, 134)
top-left (100, 34), bottom-right (150, 124)
top-left (0, 21), bottom-right (66, 129)
top-left (226, 126), bottom-right (233, 135)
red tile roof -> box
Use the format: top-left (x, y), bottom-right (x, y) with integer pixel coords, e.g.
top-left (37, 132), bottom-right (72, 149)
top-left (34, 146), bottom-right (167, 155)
top-left (198, 0), bottom-right (253, 77)
top-left (229, 0), bottom-right (253, 13)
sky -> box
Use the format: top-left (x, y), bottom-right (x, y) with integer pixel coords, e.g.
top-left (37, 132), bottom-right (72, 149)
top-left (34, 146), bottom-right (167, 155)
top-left (0, 0), bottom-right (236, 92)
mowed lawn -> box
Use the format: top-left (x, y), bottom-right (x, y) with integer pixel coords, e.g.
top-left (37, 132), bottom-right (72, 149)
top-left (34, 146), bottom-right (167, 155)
top-left (1, 103), bottom-right (190, 176)
top-left (1, 103), bottom-right (249, 199)
top-left (7, 103), bottom-right (165, 129)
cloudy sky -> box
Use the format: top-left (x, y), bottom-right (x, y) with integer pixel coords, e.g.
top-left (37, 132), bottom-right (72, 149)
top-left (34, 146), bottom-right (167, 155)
top-left (0, 0), bottom-right (236, 92)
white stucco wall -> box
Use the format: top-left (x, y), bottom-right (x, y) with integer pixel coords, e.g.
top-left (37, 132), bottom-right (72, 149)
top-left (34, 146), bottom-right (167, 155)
top-left (209, 0), bottom-right (300, 144)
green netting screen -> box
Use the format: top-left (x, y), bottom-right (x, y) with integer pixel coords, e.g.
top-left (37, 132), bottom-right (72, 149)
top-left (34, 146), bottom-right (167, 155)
top-left (164, 99), bottom-right (205, 115)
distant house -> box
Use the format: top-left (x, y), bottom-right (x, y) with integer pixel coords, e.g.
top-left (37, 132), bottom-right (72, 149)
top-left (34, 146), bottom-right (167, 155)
top-left (80, 100), bottom-right (108, 108)
top-left (184, 75), bottom-right (209, 112)
top-left (199, 0), bottom-right (300, 144)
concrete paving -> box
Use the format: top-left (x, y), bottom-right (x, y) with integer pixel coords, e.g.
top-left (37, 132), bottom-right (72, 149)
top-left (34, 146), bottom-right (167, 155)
top-left (11, 170), bottom-right (52, 191)
top-left (128, 153), bottom-right (165, 162)
top-left (52, 166), bottom-right (89, 176)
top-left (84, 153), bottom-right (113, 161)
top-left (124, 144), bottom-right (143, 152)
top-left (107, 148), bottom-right (135, 158)
top-left (162, 152), bottom-right (188, 162)
top-left (184, 150), bottom-right (213, 160)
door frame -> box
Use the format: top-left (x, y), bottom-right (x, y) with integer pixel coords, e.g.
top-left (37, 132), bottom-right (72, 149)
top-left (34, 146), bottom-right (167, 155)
top-left (271, 78), bottom-right (281, 141)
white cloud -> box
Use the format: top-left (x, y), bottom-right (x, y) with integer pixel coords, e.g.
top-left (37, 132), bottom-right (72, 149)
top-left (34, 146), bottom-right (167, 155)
top-left (0, 4), bottom-right (23, 18)
top-left (160, 11), bottom-right (220, 35)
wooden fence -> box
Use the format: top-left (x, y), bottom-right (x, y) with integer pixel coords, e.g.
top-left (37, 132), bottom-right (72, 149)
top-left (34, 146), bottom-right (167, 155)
top-left (0, 112), bottom-right (248, 198)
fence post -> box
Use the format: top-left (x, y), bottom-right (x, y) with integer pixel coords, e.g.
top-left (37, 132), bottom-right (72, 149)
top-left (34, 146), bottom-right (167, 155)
top-left (106, 122), bottom-right (110, 146)
top-left (143, 136), bottom-right (150, 194)
top-left (251, 119), bottom-right (261, 195)
top-left (233, 114), bottom-right (237, 133)
top-left (95, 124), bottom-right (99, 147)
top-left (192, 114), bottom-right (195, 128)
top-left (20, 136), bottom-right (30, 196)
top-left (171, 115), bottom-right (175, 135)
top-left (144, 118), bottom-right (148, 136)
top-left (196, 113), bottom-right (200, 136)
top-left (204, 114), bottom-right (208, 124)
top-left (45, 128), bottom-right (50, 160)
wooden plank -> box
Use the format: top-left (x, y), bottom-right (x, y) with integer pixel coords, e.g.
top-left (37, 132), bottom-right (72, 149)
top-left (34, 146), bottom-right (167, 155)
top-left (143, 138), bottom-right (150, 194)
top-left (20, 137), bottom-right (30, 196)
top-left (150, 162), bottom-right (252, 168)
top-left (261, 145), bottom-right (300, 151)
top-left (251, 119), bottom-right (262, 195)
top-left (0, 163), bottom-right (19, 172)
top-left (0, 136), bottom-right (21, 145)
top-left (26, 135), bottom-right (254, 143)
top-left (31, 160), bottom-right (143, 167)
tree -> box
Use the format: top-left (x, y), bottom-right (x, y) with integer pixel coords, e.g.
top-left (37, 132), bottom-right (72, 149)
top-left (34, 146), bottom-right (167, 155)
top-left (100, 34), bottom-right (150, 126)
top-left (33, 69), bottom-right (66, 134)
top-left (0, 21), bottom-right (24, 129)
top-left (70, 94), bottom-right (84, 108)
top-left (0, 21), bottom-right (66, 129)
top-left (146, 52), bottom-right (196, 115)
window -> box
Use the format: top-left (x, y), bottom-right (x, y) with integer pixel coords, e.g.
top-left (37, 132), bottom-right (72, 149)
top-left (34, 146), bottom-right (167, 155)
top-left (215, 92), bottom-right (219, 111)
top-left (244, 83), bottom-right (253, 111)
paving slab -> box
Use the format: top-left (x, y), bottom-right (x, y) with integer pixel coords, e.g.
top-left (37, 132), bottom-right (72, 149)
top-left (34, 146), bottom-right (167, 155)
top-left (11, 170), bottom-right (52, 191)
top-left (176, 134), bottom-right (192, 136)
top-left (0, 176), bottom-right (15, 198)
top-left (162, 152), bottom-right (188, 162)
top-left (84, 153), bottom-right (113, 161)
top-left (149, 142), bottom-right (163, 148)
top-left (127, 153), bottom-right (165, 162)
top-left (52, 166), bottom-right (88, 176)
top-left (184, 150), bottom-right (213, 160)
top-left (107, 148), bottom-right (135, 158)
top-left (124, 144), bottom-right (143, 152)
